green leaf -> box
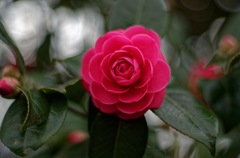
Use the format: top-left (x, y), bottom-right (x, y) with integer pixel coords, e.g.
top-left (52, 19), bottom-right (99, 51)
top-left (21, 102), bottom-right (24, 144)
top-left (89, 113), bottom-right (148, 158)
top-left (0, 90), bottom-right (68, 155)
top-left (18, 87), bottom-right (50, 130)
top-left (24, 91), bottom-right (68, 150)
top-left (0, 19), bottom-right (25, 75)
top-left (108, 0), bottom-right (169, 36)
top-left (153, 89), bottom-right (218, 156)
top-left (0, 96), bottom-right (27, 156)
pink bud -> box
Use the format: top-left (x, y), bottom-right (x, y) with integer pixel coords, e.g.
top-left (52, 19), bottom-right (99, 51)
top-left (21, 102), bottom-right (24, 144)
top-left (0, 77), bottom-right (20, 99)
top-left (67, 130), bottom-right (88, 144)
top-left (219, 35), bottom-right (239, 56)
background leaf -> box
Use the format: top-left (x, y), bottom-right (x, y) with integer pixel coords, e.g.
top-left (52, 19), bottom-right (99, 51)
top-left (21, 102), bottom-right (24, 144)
top-left (153, 89), bottom-right (219, 155)
top-left (108, 0), bottom-right (169, 36)
top-left (200, 69), bottom-right (240, 131)
top-left (89, 113), bottom-right (148, 158)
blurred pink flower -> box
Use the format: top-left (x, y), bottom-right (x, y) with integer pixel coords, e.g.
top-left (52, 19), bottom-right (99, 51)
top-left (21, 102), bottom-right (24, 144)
top-left (188, 60), bottom-right (223, 106)
top-left (81, 25), bottom-right (170, 119)
top-left (0, 77), bottom-right (20, 99)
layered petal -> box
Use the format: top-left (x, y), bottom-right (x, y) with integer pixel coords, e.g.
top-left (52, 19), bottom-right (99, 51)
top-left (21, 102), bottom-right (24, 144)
top-left (134, 59), bottom-right (153, 88)
top-left (95, 31), bottom-right (123, 53)
top-left (81, 49), bottom-right (95, 84)
top-left (125, 25), bottom-right (161, 49)
top-left (90, 82), bottom-right (119, 104)
top-left (118, 85), bottom-right (148, 103)
top-left (102, 35), bottom-right (132, 55)
top-left (102, 77), bottom-right (129, 94)
top-left (116, 93), bottom-right (154, 114)
top-left (148, 88), bottom-right (166, 108)
top-left (132, 34), bottom-right (159, 65)
top-left (148, 60), bottom-right (171, 93)
top-left (92, 98), bottom-right (118, 114)
top-left (89, 53), bottom-right (104, 83)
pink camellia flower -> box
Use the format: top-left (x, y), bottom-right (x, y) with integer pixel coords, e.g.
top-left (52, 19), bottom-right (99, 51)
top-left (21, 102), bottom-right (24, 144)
top-left (81, 25), bottom-right (171, 120)
top-left (0, 77), bottom-right (20, 99)
top-left (188, 60), bottom-right (223, 106)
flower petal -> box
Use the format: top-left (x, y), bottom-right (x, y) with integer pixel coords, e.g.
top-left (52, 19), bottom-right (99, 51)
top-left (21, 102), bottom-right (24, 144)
top-left (101, 54), bottom-right (114, 81)
top-left (90, 82), bottom-right (119, 104)
top-left (148, 88), bottom-right (166, 108)
top-left (121, 45), bottom-right (145, 66)
top-left (132, 34), bottom-right (159, 65)
top-left (102, 77), bottom-right (129, 94)
top-left (102, 35), bottom-right (132, 55)
top-left (148, 60), bottom-right (171, 93)
top-left (125, 25), bottom-right (161, 49)
top-left (95, 31), bottom-right (123, 53)
top-left (81, 49), bottom-right (95, 85)
top-left (134, 59), bottom-right (153, 88)
top-left (92, 98), bottom-right (118, 114)
top-left (117, 93), bottom-right (154, 114)
top-left (118, 85), bottom-right (148, 103)
top-left (89, 53), bottom-right (104, 84)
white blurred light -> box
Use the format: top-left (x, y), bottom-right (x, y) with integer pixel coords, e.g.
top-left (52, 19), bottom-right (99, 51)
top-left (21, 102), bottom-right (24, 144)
top-left (1, 1), bottom-right (47, 65)
top-left (51, 6), bottom-right (104, 60)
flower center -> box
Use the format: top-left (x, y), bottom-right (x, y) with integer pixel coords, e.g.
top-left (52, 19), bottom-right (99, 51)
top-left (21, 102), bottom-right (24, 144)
top-left (117, 61), bottom-right (130, 73)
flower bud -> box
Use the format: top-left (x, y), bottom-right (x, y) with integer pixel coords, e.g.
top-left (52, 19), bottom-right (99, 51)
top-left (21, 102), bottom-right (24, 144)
top-left (67, 130), bottom-right (88, 144)
top-left (219, 35), bottom-right (239, 56)
top-left (1, 65), bottom-right (21, 80)
top-left (0, 77), bottom-right (20, 99)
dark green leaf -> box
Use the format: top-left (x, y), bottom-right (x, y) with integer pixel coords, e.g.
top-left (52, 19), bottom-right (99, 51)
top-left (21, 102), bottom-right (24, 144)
top-left (0, 90), bottom-right (68, 155)
top-left (0, 96), bottom-right (27, 156)
top-left (200, 69), bottom-right (240, 131)
top-left (24, 91), bottom-right (68, 150)
top-left (108, 0), bottom-right (169, 36)
top-left (89, 113), bottom-right (148, 158)
top-left (153, 89), bottom-right (218, 155)
top-left (0, 19), bottom-right (25, 75)
top-left (18, 87), bottom-right (50, 130)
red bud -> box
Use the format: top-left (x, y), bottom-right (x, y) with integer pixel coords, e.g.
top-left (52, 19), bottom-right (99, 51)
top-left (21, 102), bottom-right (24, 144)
top-left (0, 77), bottom-right (20, 99)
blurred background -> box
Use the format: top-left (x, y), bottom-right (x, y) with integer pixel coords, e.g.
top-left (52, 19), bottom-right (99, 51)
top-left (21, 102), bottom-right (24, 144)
top-left (1, 0), bottom-right (240, 158)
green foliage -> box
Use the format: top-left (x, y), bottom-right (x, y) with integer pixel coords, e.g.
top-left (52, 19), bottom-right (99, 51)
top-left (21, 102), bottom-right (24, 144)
top-left (2, 0), bottom-right (240, 157)
top-left (89, 112), bottom-right (148, 158)
top-left (153, 89), bottom-right (219, 156)
top-left (0, 90), bottom-right (68, 155)
top-left (108, 0), bottom-right (169, 36)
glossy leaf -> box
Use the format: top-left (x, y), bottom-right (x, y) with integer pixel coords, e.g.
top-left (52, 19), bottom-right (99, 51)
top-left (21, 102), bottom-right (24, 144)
top-left (0, 19), bottom-right (25, 75)
top-left (18, 87), bottom-right (50, 130)
top-left (0, 90), bottom-right (68, 155)
top-left (108, 0), bottom-right (169, 36)
top-left (89, 113), bottom-right (148, 158)
top-left (0, 96), bottom-right (27, 156)
top-left (153, 89), bottom-right (218, 155)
